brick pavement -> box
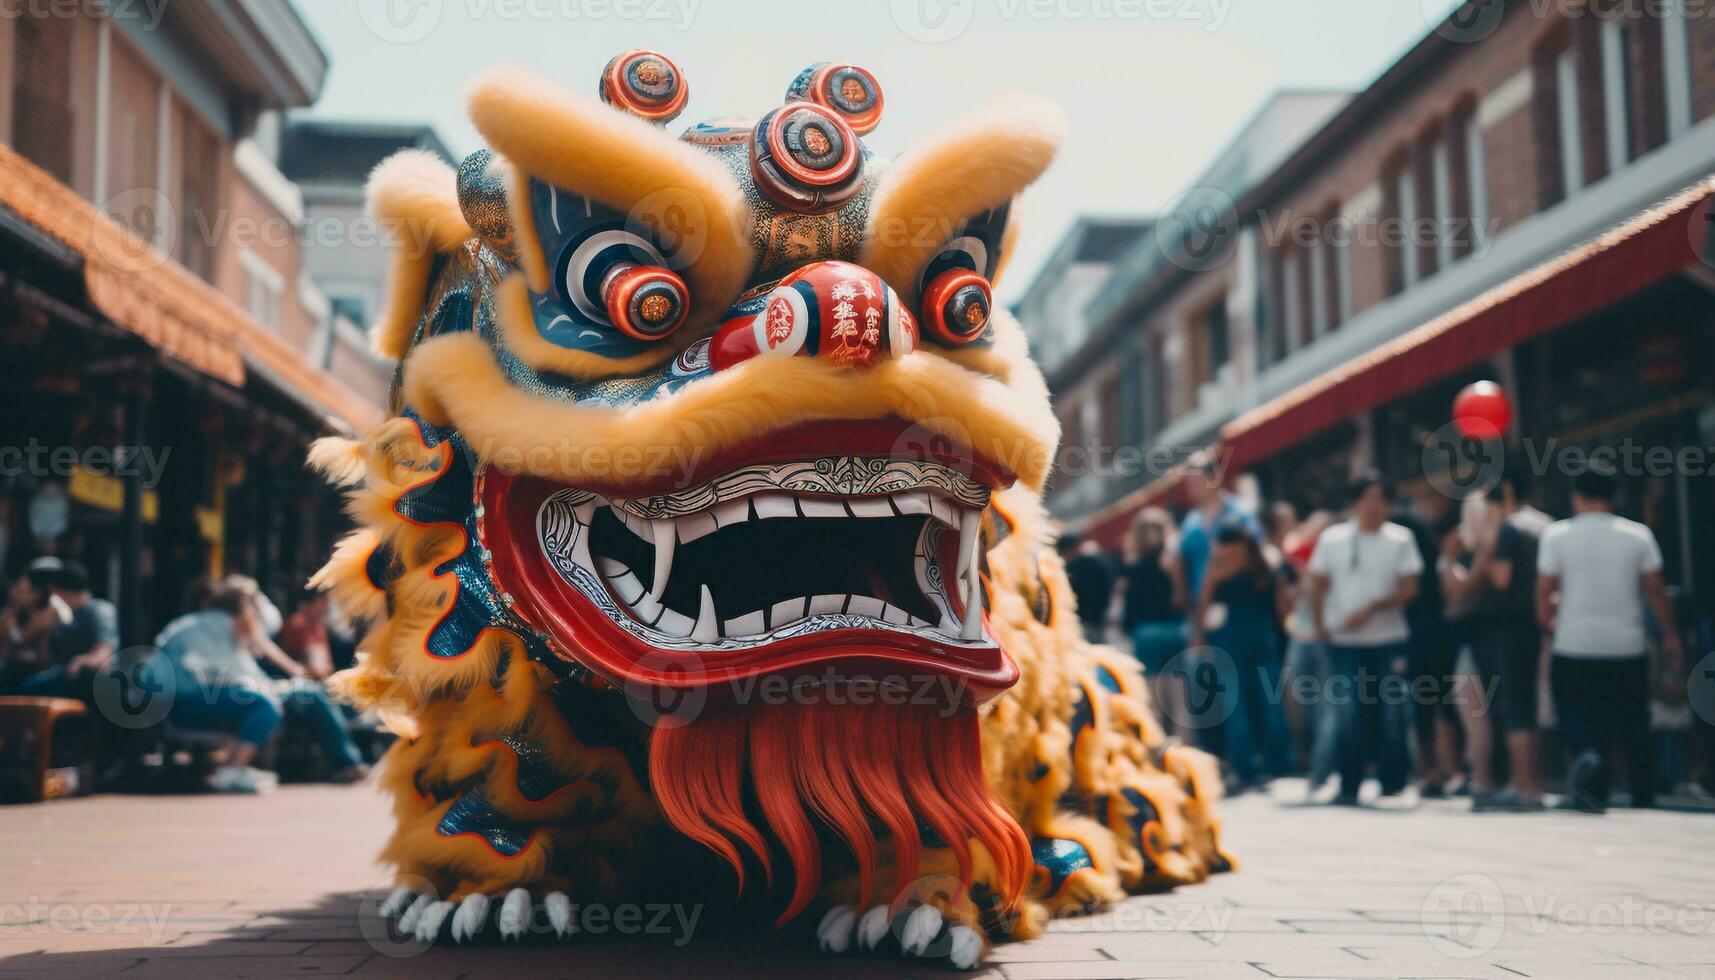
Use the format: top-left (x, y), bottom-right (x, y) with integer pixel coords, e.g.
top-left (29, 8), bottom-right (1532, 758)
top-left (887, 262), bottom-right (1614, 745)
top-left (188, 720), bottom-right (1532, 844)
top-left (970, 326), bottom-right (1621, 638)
top-left (2, 781), bottom-right (1712, 978)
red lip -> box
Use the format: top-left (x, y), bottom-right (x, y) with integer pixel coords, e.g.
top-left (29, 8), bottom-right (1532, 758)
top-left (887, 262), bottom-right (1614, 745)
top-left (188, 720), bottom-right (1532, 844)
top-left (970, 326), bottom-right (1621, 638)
top-left (475, 425), bottom-right (1020, 706)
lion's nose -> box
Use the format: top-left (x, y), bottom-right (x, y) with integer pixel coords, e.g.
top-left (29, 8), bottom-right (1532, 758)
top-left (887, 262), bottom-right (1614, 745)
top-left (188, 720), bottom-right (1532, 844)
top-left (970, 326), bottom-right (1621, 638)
top-left (710, 261), bottom-right (918, 372)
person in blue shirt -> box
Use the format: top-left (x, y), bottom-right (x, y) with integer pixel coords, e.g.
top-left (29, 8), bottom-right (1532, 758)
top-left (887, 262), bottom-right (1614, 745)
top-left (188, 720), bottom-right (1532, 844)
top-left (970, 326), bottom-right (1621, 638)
top-left (157, 580), bottom-right (366, 793)
top-left (1178, 454), bottom-right (1261, 603)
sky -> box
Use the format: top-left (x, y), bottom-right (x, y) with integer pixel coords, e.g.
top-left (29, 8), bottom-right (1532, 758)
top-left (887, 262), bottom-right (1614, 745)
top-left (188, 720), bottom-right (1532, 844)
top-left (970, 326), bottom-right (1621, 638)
top-left (299, 0), bottom-right (1466, 299)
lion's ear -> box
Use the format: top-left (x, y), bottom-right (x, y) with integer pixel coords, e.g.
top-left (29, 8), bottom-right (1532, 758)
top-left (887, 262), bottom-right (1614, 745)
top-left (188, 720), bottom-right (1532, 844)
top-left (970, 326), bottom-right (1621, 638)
top-left (367, 150), bottom-right (475, 360)
top-left (466, 64), bottom-right (754, 327)
top-left (860, 94), bottom-right (1064, 304)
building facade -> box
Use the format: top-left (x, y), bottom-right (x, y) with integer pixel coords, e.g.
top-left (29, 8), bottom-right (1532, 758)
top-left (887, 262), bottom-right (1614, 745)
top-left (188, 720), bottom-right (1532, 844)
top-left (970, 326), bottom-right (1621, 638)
top-left (1041, 0), bottom-right (1715, 619)
top-left (0, 3), bottom-right (387, 643)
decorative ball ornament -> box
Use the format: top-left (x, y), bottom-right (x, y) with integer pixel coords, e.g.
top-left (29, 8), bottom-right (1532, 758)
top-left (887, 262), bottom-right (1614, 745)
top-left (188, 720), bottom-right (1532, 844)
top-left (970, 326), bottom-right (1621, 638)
top-left (1452, 381), bottom-right (1512, 439)
top-left (785, 62), bottom-right (884, 135)
top-left (710, 260), bottom-right (915, 371)
top-left (749, 102), bottom-right (864, 213)
top-left (599, 50), bottom-right (689, 123)
top-left (600, 263), bottom-right (689, 340)
top-left (919, 268), bottom-right (993, 345)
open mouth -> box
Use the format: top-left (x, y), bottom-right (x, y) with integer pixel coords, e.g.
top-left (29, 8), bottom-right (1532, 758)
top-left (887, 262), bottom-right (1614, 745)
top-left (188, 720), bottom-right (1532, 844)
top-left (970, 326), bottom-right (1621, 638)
top-left (533, 456), bottom-right (990, 649)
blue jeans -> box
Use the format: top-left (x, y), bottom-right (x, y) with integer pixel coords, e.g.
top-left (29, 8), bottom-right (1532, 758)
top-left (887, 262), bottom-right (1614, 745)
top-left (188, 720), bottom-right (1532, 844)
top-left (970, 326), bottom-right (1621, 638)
top-left (1329, 643), bottom-right (1412, 799)
top-left (1208, 626), bottom-right (1293, 784)
top-left (1130, 620), bottom-right (1186, 674)
top-left (170, 680), bottom-right (362, 769)
top-left (1285, 639), bottom-right (1339, 788)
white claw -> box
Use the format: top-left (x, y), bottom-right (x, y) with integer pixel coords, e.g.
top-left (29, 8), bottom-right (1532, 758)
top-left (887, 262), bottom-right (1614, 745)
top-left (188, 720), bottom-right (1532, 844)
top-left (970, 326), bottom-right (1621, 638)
top-left (544, 891), bottom-right (575, 938)
top-left (397, 893), bottom-right (434, 935)
top-left (498, 887), bottom-right (530, 941)
top-left (856, 904), bottom-right (890, 951)
top-left (451, 893), bottom-right (490, 943)
top-left (817, 905), bottom-right (858, 954)
top-left (900, 903), bottom-right (942, 956)
top-left (414, 900), bottom-right (454, 943)
top-left (379, 886), bottom-right (415, 920)
top-left (947, 925), bottom-right (984, 970)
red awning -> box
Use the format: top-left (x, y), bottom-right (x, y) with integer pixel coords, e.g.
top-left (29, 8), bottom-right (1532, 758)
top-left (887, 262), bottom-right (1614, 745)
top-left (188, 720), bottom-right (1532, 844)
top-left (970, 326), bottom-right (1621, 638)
top-left (1076, 175), bottom-right (1715, 548)
top-left (1221, 177), bottom-right (1714, 472)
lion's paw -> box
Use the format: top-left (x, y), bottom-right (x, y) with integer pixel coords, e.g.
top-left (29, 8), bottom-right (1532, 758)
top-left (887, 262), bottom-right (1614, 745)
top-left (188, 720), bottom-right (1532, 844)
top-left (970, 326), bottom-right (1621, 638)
top-left (379, 885), bottom-right (576, 944)
top-left (817, 902), bottom-right (985, 970)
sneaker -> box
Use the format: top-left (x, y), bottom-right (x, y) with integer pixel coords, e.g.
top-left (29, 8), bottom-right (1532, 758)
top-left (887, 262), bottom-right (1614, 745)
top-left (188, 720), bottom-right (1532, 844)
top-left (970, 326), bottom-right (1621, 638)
top-left (1372, 786), bottom-right (1421, 812)
top-left (1306, 781), bottom-right (1343, 806)
top-left (1470, 788), bottom-right (1497, 811)
top-left (1483, 788), bottom-right (1545, 812)
top-left (1420, 780), bottom-right (1447, 800)
top-left (1444, 773), bottom-right (1470, 797)
top-left (330, 764), bottom-right (370, 785)
top-left (1563, 751), bottom-right (1606, 814)
top-left (209, 765), bottom-right (276, 794)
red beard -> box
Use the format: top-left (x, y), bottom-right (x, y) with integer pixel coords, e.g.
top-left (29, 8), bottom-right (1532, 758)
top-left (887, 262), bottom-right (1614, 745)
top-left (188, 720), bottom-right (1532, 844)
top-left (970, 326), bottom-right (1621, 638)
top-left (649, 698), bottom-right (1029, 925)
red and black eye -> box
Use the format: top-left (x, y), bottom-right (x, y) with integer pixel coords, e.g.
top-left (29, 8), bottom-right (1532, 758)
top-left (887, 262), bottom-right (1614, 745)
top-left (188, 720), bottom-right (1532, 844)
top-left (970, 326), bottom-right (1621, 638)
top-left (749, 102), bottom-right (864, 214)
top-left (919, 267), bottom-right (993, 346)
top-left (601, 263), bottom-right (689, 340)
top-left (554, 226), bottom-right (689, 341)
top-left (599, 49), bottom-right (688, 123)
top-left (785, 62), bottom-right (884, 135)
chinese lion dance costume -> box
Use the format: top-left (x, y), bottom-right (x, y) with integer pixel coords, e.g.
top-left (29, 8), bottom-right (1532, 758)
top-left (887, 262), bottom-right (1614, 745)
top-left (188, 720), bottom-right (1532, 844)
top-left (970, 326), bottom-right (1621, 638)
top-left (310, 52), bottom-right (1232, 969)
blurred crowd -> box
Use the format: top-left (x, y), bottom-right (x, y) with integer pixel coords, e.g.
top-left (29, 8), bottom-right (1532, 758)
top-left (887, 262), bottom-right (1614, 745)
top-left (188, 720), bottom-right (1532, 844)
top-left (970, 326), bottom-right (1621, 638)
top-left (0, 562), bottom-right (377, 795)
top-left (1062, 457), bottom-right (1714, 814)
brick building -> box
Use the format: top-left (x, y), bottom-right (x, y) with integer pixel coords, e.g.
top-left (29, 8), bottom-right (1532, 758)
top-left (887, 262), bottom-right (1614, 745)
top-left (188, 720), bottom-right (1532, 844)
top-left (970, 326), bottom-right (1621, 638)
top-left (1034, 0), bottom-right (1715, 615)
top-left (0, 3), bottom-right (389, 642)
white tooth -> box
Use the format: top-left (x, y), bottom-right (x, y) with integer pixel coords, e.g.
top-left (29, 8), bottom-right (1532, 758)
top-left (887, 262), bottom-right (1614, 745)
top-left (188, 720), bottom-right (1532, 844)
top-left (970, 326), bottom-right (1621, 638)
top-left (893, 492), bottom-right (932, 516)
top-left (847, 596), bottom-right (886, 619)
top-left (956, 508), bottom-right (981, 579)
top-left (677, 510), bottom-right (718, 543)
top-left (808, 594), bottom-right (846, 617)
top-left (930, 495), bottom-right (957, 527)
top-left (596, 557), bottom-right (627, 577)
top-left (725, 610), bottom-right (766, 635)
top-left (962, 565), bottom-right (984, 640)
top-left (712, 497), bottom-right (750, 527)
top-left (881, 603), bottom-right (909, 625)
top-left (573, 500), bottom-right (599, 524)
top-left (691, 584), bottom-right (720, 643)
top-left (798, 497), bottom-right (846, 518)
top-left (847, 497), bottom-right (893, 518)
top-left (753, 493), bottom-right (797, 519)
top-left (605, 568), bottom-right (644, 605)
top-left (630, 590), bottom-right (664, 624)
top-left (769, 596), bottom-right (807, 628)
top-left (650, 520), bottom-right (675, 602)
top-left (908, 615), bottom-right (933, 628)
top-left (617, 507), bottom-right (653, 542)
top-left (656, 608), bottom-right (694, 637)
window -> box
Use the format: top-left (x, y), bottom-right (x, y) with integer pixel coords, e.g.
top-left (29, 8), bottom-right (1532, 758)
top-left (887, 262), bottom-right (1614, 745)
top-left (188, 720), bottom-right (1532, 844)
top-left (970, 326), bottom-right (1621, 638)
top-left (239, 250), bottom-right (284, 329)
top-left (177, 106), bottom-right (222, 281)
top-left (11, 14), bottom-right (76, 184)
top-left (1146, 331), bottom-right (1168, 434)
top-left (1205, 295), bottom-right (1230, 378)
top-left (1280, 249), bottom-right (1303, 353)
top-left (1600, 16), bottom-right (1634, 170)
top-left (1663, 0), bottom-right (1693, 138)
top-left (1430, 134), bottom-right (1453, 270)
top-left (106, 39), bottom-right (159, 239)
top-left (1555, 47), bottom-right (1586, 194)
top-left (331, 296), bottom-right (369, 327)
top-left (1458, 105), bottom-right (1489, 253)
top-left (1395, 162), bottom-right (1419, 288)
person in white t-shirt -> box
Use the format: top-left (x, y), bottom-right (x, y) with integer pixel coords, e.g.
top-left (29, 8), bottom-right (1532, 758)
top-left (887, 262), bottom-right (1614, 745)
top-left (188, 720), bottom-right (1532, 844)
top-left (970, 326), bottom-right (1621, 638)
top-left (1307, 471), bottom-right (1424, 808)
top-left (1536, 465), bottom-right (1682, 813)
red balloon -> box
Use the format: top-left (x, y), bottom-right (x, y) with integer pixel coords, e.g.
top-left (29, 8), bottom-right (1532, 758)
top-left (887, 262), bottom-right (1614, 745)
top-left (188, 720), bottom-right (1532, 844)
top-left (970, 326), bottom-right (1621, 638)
top-left (1452, 381), bottom-right (1511, 439)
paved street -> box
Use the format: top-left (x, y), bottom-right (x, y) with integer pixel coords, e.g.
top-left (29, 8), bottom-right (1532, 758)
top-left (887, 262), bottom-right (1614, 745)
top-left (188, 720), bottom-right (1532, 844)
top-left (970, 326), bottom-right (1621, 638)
top-left (2, 781), bottom-right (1712, 979)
